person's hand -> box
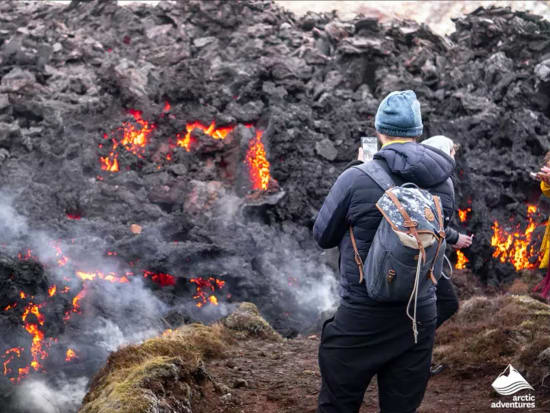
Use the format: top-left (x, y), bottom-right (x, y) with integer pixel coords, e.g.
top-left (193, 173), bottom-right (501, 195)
top-left (357, 146), bottom-right (364, 162)
top-left (452, 233), bottom-right (473, 249)
top-left (538, 166), bottom-right (550, 184)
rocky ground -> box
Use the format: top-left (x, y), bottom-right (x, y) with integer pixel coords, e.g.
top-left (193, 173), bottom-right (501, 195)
top-left (276, 1), bottom-right (550, 36)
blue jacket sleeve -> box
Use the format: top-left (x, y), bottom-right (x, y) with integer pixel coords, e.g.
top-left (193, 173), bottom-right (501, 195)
top-left (313, 169), bottom-right (355, 249)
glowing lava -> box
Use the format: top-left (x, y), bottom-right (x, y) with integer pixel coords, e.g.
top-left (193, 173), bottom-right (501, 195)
top-left (65, 348), bottom-right (77, 362)
top-left (76, 271), bottom-right (129, 284)
top-left (21, 303), bottom-right (47, 374)
top-left (455, 250), bottom-right (469, 270)
top-left (100, 109), bottom-right (155, 171)
top-left (190, 277), bottom-right (225, 308)
top-left (143, 271), bottom-right (176, 286)
top-left (244, 130), bottom-right (271, 191)
top-left (491, 205), bottom-right (542, 271)
top-left (121, 109), bottom-right (155, 155)
top-left (458, 208), bottom-right (471, 223)
top-left (176, 121), bottom-right (233, 152)
top-left (98, 106), bottom-right (274, 192)
top-left (2, 241), bottom-right (220, 384)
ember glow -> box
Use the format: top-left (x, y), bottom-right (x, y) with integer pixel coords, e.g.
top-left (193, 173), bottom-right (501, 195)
top-left (176, 121), bottom-right (233, 152)
top-left (143, 271), bottom-right (176, 287)
top-left (491, 205), bottom-right (542, 271)
top-left (97, 106), bottom-right (273, 192)
top-left (244, 130), bottom-right (271, 190)
top-left (2, 348), bottom-right (22, 376)
top-left (20, 302), bottom-right (47, 377)
top-left (76, 271), bottom-right (129, 284)
top-left (455, 250), bottom-right (469, 270)
top-left (1, 242), bottom-right (181, 384)
top-left (122, 109), bottom-right (155, 155)
top-left (100, 109), bottom-right (156, 172)
top-left (190, 277), bottom-right (225, 308)
top-left (65, 348), bottom-right (77, 362)
top-left (458, 208), bottom-right (472, 223)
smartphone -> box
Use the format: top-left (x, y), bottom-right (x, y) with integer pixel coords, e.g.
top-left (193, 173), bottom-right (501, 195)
top-left (361, 137), bottom-right (378, 161)
top-left (530, 172), bottom-right (540, 180)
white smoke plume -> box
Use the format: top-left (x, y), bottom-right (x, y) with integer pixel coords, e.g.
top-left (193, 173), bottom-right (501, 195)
top-left (12, 377), bottom-right (88, 413)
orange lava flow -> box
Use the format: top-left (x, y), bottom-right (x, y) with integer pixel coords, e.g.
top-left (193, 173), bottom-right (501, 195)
top-left (65, 348), bottom-right (77, 362)
top-left (244, 130), bottom-right (270, 190)
top-left (21, 303), bottom-right (47, 373)
top-left (189, 277), bottom-right (225, 308)
top-left (121, 109), bottom-right (155, 155)
top-left (100, 110), bottom-right (155, 172)
top-left (76, 271), bottom-right (129, 284)
top-left (491, 205), bottom-right (541, 271)
top-left (458, 208), bottom-right (472, 223)
top-left (2, 347), bottom-right (22, 376)
top-left (455, 250), bottom-right (469, 270)
top-left (3, 238), bottom-right (225, 384)
top-left (100, 155), bottom-right (119, 172)
top-left (176, 121), bottom-right (233, 152)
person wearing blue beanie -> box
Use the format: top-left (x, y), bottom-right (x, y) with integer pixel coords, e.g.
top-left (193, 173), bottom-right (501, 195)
top-left (375, 90), bottom-right (423, 137)
top-left (314, 90), bottom-right (458, 412)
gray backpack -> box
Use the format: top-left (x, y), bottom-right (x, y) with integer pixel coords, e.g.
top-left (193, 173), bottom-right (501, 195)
top-left (350, 161), bottom-right (446, 343)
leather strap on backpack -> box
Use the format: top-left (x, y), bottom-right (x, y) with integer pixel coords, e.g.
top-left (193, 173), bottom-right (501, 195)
top-left (349, 226), bottom-right (365, 283)
top-left (427, 196), bottom-right (446, 285)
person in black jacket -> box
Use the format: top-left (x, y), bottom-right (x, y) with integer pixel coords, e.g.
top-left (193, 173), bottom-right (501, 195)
top-left (420, 136), bottom-right (472, 334)
top-left (314, 90), bottom-right (456, 413)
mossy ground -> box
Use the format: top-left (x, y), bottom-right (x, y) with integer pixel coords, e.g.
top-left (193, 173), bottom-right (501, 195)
top-left (434, 294), bottom-right (550, 387)
top-left (80, 294), bottom-right (550, 413)
top-left (79, 303), bottom-right (280, 413)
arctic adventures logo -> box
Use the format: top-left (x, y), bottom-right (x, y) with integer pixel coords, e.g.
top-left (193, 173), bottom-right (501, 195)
top-left (490, 365), bottom-right (535, 409)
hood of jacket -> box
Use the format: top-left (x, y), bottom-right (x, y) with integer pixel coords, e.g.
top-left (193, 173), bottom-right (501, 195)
top-left (374, 141), bottom-right (455, 188)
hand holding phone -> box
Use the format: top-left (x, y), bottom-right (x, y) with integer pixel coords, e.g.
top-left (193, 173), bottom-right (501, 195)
top-left (361, 137), bottom-right (378, 162)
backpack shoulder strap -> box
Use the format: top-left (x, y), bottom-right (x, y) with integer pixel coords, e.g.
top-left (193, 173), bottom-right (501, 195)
top-left (349, 160), bottom-right (395, 285)
top-left (353, 160), bottom-right (395, 191)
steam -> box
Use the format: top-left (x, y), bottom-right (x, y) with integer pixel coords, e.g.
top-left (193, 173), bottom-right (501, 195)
top-left (12, 377), bottom-right (88, 413)
top-left (0, 190), bottom-right (166, 410)
top-left (212, 193), bottom-right (339, 328)
top-left (0, 193), bottom-right (29, 241)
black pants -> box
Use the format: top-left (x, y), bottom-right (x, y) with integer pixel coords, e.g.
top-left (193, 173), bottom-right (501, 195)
top-left (435, 276), bottom-right (459, 329)
top-left (317, 302), bottom-right (436, 413)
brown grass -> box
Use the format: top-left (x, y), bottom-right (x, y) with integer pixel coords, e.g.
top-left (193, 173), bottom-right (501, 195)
top-left (434, 294), bottom-right (550, 386)
top-left (79, 302), bottom-right (280, 413)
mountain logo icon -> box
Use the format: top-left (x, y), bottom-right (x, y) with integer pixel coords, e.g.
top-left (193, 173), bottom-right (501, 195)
top-left (492, 364), bottom-right (534, 396)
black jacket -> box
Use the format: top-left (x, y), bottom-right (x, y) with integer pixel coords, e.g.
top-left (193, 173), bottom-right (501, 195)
top-left (313, 142), bottom-right (456, 305)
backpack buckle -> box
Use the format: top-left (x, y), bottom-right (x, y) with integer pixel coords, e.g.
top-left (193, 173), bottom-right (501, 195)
top-left (403, 220), bottom-right (418, 228)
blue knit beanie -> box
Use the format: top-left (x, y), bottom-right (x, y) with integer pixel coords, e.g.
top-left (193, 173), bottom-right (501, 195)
top-left (374, 90), bottom-right (423, 137)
